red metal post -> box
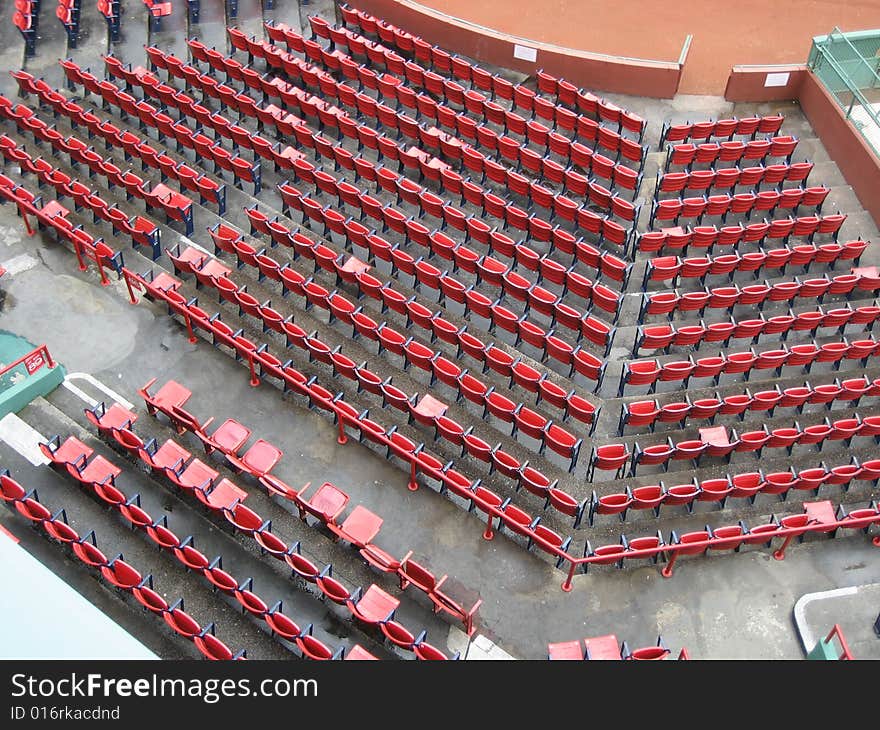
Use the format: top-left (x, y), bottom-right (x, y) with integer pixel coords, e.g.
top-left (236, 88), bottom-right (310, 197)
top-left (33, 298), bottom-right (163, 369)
top-left (247, 353), bottom-right (260, 387)
top-left (561, 560), bottom-right (576, 592)
top-left (43, 346), bottom-right (55, 369)
top-left (17, 203), bottom-right (34, 236)
top-left (336, 418), bottom-right (348, 445)
top-left (408, 460), bottom-right (418, 491)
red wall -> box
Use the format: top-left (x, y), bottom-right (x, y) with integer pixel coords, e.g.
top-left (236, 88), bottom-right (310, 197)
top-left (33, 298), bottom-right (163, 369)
top-left (798, 71), bottom-right (880, 229)
top-left (350, 0), bottom-right (686, 98)
top-left (724, 65), bottom-right (807, 102)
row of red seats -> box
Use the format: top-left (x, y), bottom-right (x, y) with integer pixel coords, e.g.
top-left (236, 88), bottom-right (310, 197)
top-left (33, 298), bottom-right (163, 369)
top-left (659, 115), bottom-right (784, 148)
top-left (0, 468), bottom-right (248, 660)
top-left (639, 272), bottom-right (877, 320)
top-left (226, 27), bottom-right (645, 202)
top-left (55, 0), bottom-right (79, 29)
top-left (78, 63), bottom-right (265, 188)
top-left (138, 378), bottom-right (482, 638)
top-left (0, 126), bottom-right (159, 259)
top-left (73, 411), bottom-right (460, 657)
top-left (274, 181), bottom-right (623, 333)
top-left (123, 265), bottom-right (585, 558)
top-left (0, 99), bottom-right (194, 235)
top-left (221, 210), bottom-right (610, 381)
top-left (637, 215), bottom-right (849, 255)
top-left (13, 1), bottom-right (38, 56)
top-left (336, 4), bottom-right (647, 141)
top-left (623, 415), bottom-right (880, 473)
top-left (40, 437), bottom-right (394, 660)
top-left (655, 161), bottom-right (813, 198)
top-left (13, 73), bottom-right (228, 218)
top-left (665, 136), bottom-right (799, 170)
top-left (0, 164), bottom-right (125, 283)
top-left (225, 32), bottom-right (645, 218)
top-left (178, 41), bottom-right (641, 268)
top-left (149, 42), bottom-right (638, 266)
top-left (589, 462), bottom-right (880, 521)
top-left (634, 305), bottom-right (880, 351)
top-left (273, 194), bottom-right (619, 369)
top-left (142, 0), bottom-right (170, 17)
top-left (295, 17), bottom-right (639, 172)
top-left (567, 497), bottom-right (880, 586)
top-left (621, 376), bottom-right (880, 431)
top-left (174, 240), bottom-right (586, 473)
top-left (93, 58), bottom-right (264, 194)
top-left (620, 338), bottom-right (880, 395)
top-left (649, 186), bottom-right (830, 228)
top-left (222, 214), bottom-right (602, 426)
top-left (642, 242), bottom-right (868, 287)
top-left (549, 634), bottom-right (686, 660)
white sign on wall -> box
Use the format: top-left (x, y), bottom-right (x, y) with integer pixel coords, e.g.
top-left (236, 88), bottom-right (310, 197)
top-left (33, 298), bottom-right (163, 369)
top-left (764, 72), bottom-right (791, 87)
top-left (513, 44), bottom-right (537, 63)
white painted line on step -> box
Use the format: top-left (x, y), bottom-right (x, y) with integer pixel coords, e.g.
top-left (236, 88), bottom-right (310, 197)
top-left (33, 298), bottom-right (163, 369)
top-left (0, 413), bottom-right (49, 467)
top-left (0, 253), bottom-right (38, 277)
top-left (62, 373), bottom-right (134, 411)
top-left (792, 585), bottom-right (858, 653)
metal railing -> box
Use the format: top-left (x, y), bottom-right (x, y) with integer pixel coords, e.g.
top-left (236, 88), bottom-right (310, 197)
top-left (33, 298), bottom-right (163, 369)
top-left (809, 27), bottom-right (880, 158)
top-left (0, 344), bottom-right (57, 394)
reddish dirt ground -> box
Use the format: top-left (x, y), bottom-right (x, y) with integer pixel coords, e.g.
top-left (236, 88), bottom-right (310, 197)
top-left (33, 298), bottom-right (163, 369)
top-left (422, 0), bottom-right (880, 94)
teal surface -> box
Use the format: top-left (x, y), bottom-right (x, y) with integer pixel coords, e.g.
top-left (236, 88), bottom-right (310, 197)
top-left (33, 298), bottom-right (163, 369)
top-left (0, 331), bottom-right (66, 419)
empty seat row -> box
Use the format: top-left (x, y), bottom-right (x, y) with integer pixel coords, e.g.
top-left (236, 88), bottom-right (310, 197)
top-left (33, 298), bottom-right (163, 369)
top-left (589, 466), bottom-right (879, 518)
top-left (215, 217), bottom-right (602, 426)
top-left (218, 211), bottom-right (609, 383)
top-left (636, 214), bottom-right (849, 255)
top-left (665, 136), bottom-right (799, 170)
top-left (13, 1), bottom-right (38, 57)
top-left (142, 0), bottom-right (171, 32)
top-left (69, 414), bottom-right (459, 657)
top-left (138, 377), bottom-right (482, 637)
top-left (577, 498), bottom-right (879, 582)
top-left (335, 4), bottom-right (647, 140)
top-left (67, 57), bottom-right (268, 188)
top-left (639, 271), bottom-right (876, 320)
top-left (222, 33), bottom-right (646, 212)
top-left (0, 166), bottom-right (126, 282)
top-left (38, 437), bottom-right (394, 661)
top-left (621, 376), bottom-right (880, 431)
top-left (0, 128), bottom-right (160, 259)
top-left (177, 247), bottom-right (586, 473)
top-left (123, 266), bottom-right (586, 554)
top-left (659, 114), bottom-right (784, 148)
top-left (273, 183), bottom-right (622, 331)
top-left (549, 634), bottom-right (686, 660)
top-left (0, 98), bottom-right (195, 235)
top-left (0, 468), bottom-right (248, 660)
top-left (649, 186), bottom-right (830, 228)
top-left (634, 305), bottom-right (880, 352)
top-left (179, 41), bottom-right (641, 253)
top-left (620, 337), bottom-right (880, 395)
top-left (225, 29), bottom-right (643, 200)
top-left (56, 0), bottom-right (81, 48)
top-left (654, 161), bottom-right (813, 198)
top-left (625, 415), bottom-right (880, 472)
top-left (13, 72), bottom-right (229, 217)
top-left (642, 241), bottom-right (868, 287)
top-left (96, 0), bottom-right (120, 42)
top-left (79, 406), bottom-right (459, 656)
top-left (95, 57), bottom-right (265, 194)
top-left (290, 18), bottom-right (640, 169)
